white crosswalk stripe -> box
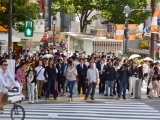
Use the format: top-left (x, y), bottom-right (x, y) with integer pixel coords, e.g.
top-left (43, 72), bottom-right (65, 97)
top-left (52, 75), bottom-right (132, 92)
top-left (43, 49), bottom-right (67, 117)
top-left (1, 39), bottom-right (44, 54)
top-left (0, 101), bottom-right (160, 120)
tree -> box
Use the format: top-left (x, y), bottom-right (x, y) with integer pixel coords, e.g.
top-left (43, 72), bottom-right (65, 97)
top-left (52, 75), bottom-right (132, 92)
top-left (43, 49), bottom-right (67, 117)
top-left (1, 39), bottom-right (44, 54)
top-left (0, 0), bottom-right (40, 31)
top-left (52, 0), bottom-right (100, 33)
top-left (98, 0), bottom-right (150, 24)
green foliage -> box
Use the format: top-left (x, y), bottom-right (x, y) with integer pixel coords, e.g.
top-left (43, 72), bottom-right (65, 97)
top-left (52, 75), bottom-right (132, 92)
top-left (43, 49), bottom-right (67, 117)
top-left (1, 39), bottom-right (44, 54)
top-left (98, 0), bottom-right (150, 24)
top-left (0, 0), bottom-right (40, 31)
top-left (52, 0), bottom-right (99, 33)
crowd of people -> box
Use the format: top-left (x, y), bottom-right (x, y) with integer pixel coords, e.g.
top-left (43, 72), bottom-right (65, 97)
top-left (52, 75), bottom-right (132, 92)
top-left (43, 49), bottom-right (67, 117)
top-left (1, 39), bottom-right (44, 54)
top-left (0, 47), bottom-right (160, 113)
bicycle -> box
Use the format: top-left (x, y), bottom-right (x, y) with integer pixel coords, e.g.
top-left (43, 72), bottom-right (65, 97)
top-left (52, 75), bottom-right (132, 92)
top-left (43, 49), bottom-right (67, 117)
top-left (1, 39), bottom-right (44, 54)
top-left (8, 88), bottom-right (25, 120)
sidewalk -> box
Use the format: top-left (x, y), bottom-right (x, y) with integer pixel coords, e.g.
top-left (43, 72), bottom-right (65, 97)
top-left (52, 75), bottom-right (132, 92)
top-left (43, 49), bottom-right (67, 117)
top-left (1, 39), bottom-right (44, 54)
top-left (23, 82), bottom-right (158, 104)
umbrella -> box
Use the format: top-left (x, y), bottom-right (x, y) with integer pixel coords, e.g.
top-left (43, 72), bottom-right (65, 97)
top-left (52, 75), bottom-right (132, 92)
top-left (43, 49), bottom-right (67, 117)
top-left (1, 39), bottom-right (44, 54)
top-left (129, 54), bottom-right (141, 60)
top-left (42, 54), bottom-right (53, 59)
top-left (143, 57), bottom-right (153, 62)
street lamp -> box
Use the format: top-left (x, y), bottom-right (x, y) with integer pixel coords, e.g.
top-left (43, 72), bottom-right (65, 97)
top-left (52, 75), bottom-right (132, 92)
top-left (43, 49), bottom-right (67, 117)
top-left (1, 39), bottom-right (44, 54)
top-left (123, 5), bottom-right (131, 55)
top-left (52, 16), bottom-right (57, 46)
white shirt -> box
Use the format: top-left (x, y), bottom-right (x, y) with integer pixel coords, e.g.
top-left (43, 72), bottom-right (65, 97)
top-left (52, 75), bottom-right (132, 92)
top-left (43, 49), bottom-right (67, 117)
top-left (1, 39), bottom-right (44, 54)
top-left (35, 66), bottom-right (45, 81)
top-left (0, 68), bottom-right (17, 93)
top-left (143, 63), bottom-right (149, 74)
top-left (101, 64), bottom-right (105, 73)
top-left (87, 68), bottom-right (99, 83)
top-left (85, 62), bottom-right (89, 67)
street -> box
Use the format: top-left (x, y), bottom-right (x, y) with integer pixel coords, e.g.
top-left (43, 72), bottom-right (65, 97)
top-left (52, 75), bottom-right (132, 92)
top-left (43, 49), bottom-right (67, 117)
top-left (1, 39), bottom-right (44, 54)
top-left (1, 99), bottom-right (160, 120)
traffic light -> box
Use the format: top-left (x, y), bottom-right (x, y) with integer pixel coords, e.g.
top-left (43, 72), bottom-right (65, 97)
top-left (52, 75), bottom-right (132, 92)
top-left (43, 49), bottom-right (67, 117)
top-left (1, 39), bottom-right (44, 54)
top-left (24, 20), bottom-right (33, 37)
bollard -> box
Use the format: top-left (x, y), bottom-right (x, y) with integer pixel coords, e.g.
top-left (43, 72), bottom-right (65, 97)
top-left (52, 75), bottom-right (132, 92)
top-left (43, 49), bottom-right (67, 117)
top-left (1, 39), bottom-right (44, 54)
top-left (134, 79), bottom-right (141, 99)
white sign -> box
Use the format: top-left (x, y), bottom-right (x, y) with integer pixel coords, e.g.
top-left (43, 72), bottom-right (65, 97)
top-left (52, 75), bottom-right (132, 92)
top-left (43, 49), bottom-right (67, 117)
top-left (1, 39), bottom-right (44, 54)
top-left (34, 20), bottom-right (45, 33)
top-left (151, 17), bottom-right (157, 26)
top-left (116, 30), bottom-right (124, 35)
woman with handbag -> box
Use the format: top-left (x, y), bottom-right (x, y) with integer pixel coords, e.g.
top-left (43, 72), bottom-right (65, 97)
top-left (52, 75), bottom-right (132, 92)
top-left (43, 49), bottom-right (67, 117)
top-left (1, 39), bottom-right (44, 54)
top-left (26, 64), bottom-right (36, 103)
top-left (68, 63), bottom-right (77, 101)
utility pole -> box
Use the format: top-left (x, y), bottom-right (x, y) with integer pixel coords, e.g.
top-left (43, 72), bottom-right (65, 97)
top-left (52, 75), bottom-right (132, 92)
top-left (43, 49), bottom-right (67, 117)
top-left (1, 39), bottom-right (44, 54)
top-left (8, 0), bottom-right (12, 59)
top-left (48, 0), bottom-right (51, 31)
top-left (150, 0), bottom-right (156, 59)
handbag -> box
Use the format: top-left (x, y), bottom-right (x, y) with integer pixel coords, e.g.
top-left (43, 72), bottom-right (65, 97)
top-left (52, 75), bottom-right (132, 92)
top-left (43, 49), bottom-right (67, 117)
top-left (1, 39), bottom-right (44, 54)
top-left (148, 81), bottom-right (153, 89)
top-left (32, 68), bottom-right (43, 84)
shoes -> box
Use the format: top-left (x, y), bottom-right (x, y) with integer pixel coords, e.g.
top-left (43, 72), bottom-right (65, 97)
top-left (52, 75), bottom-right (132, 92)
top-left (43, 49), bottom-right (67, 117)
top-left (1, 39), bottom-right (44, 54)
top-left (104, 94), bottom-right (108, 96)
top-left (123, 98), bottom-right (126, 100)
top-left (45, 98), bottom-right (49, 100)
top-left (91, 98), bottom-right (95, 100)
top-left (38, 96), bottom-right (41, 99)
top-left (84, 98), bottom-right (88, 100)
top-left (54, 98), bottom-right (57, 100)
top-left (147, 96), bottom-right (152, 99)
top-left (69, 98), bottom-right (73, 101)
top-left (110, 95), bottom-right (114, 97)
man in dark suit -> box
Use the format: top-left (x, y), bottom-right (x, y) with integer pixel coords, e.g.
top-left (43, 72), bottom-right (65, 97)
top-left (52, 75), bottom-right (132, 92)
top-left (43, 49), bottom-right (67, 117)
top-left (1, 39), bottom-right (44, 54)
top-left (96, 59), bottom-right (106, 94)
top-left (76, 58), bottom-right (88, 95)
top-left (56, 59), bottom-right (65, 95)
top-left (44, 59), bottom-right (57, 100)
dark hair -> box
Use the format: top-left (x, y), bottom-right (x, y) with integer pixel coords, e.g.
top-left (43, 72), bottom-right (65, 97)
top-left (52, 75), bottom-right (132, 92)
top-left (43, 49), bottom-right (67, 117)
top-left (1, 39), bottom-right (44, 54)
top-left (26, 64), bottom-right (36, 77)
top-left (0, 59), bottom-right (7, 65)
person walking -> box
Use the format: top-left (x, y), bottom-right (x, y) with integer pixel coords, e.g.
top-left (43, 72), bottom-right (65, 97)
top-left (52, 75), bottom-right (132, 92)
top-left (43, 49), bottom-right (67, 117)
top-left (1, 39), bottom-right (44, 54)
top-left (118, 64), bottom-right (130, 100)
top-left (76, 58), bottom-right (88, 95)
top-left (56, 58), bottom-right (65, 95)
top-left (26, 64), bottom-right (36, 103)
top-left (84, 62), bottom-right (99, 100)
top-left (68, 63), bottom-right (77, 101)
top-left (104, 61), bottom-right (116, 97)
top-left (44, 59), bottom-right (57, 100)
top-left (129, 62), bottom-right (138, 98)
top-left (15, 62), bottom-right (29, 98)
top-left (35, 60), bottom-right (45, 98)
top-left (68, 64), bottom-right (77, 101)
top-left (97, 59), bottom-right (106, 94)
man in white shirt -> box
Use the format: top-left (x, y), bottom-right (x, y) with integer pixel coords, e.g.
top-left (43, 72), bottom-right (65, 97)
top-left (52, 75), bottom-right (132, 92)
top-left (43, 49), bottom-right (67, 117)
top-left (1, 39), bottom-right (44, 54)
top-left (35, 60), bottom-right (45, 98)
top-left (84, 61), bottom-right (99, 100)
top-left (0, 59), bottom-right (17, 113)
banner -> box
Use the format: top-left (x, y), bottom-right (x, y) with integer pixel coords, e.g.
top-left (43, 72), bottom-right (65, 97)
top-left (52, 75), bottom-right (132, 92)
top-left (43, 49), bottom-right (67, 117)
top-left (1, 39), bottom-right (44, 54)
top-left (115, 24), bottom-right (124, 40)
top-left (128, 24), bottom-right (137, 40)
top-left (150, 9), bottom-right (160, 32)
top-left (34, 19), bottom-right (45, 33)
top-left (44, 0), bottom-right (50, 31)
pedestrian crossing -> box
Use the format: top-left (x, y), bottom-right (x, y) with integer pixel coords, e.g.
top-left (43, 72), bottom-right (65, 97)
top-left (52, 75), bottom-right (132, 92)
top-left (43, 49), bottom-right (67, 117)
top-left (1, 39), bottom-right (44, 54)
top-left (0, 101), bottom-right (160, 120)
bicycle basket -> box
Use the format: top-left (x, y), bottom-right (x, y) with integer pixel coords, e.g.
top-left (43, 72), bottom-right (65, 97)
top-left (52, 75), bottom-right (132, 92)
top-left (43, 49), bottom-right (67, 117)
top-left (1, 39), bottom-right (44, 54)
top-left (8, 91), bottom-right (25, 103)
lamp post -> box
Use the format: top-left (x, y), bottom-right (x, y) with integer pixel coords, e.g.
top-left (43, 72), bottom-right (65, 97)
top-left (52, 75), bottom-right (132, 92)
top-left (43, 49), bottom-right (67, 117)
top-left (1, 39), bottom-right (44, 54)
top-left (123, 5), bottom-right (131, 55)
top-left (8, 0), bottom-right (12, 59)
top-left (52, 16), bottom-right (57, 46)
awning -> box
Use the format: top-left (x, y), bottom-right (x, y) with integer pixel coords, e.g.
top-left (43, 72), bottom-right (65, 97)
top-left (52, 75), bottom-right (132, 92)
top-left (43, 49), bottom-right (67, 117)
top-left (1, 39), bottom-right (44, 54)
top-left (13, 32), bottom-right (44, 42)
top-left (0, 32), bottom-right (21, 42)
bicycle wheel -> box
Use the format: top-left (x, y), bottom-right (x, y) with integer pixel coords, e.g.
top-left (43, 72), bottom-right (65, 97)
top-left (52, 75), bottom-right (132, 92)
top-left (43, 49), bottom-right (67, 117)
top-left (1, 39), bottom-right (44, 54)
top-left (11, 104), bottom-right (25, 120)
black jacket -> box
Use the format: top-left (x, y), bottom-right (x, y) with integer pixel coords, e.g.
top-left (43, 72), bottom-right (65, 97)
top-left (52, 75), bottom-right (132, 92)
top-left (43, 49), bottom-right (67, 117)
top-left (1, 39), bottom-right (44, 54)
top-left (104, 66), bottom-right (116, 81)
top-left (56, 63), bottom-right (65, 78)
top-left (44, 66), bottom-right (57, 81)
top-left (76, 64), bottom-right (88, 79)
top-left (118, 65), bottom-right (130, 81)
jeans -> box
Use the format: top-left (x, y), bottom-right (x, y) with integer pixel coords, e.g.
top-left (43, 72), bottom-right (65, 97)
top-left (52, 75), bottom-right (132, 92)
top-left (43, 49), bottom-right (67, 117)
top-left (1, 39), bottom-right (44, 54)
top-left (64, 79), bottom-right (69, 93)
top-left (85, 82), bottom-right (97, 99)
top-left (68, 80), bottom-right (76, 98)
top-left (27, 83), bottom-right (35, 102)
top-left (105, 80), bottom-right (114, 95)
top-left (118, 80), bottom-right (128, 99)
top-left (46, 80), bottom-right (56, 99)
